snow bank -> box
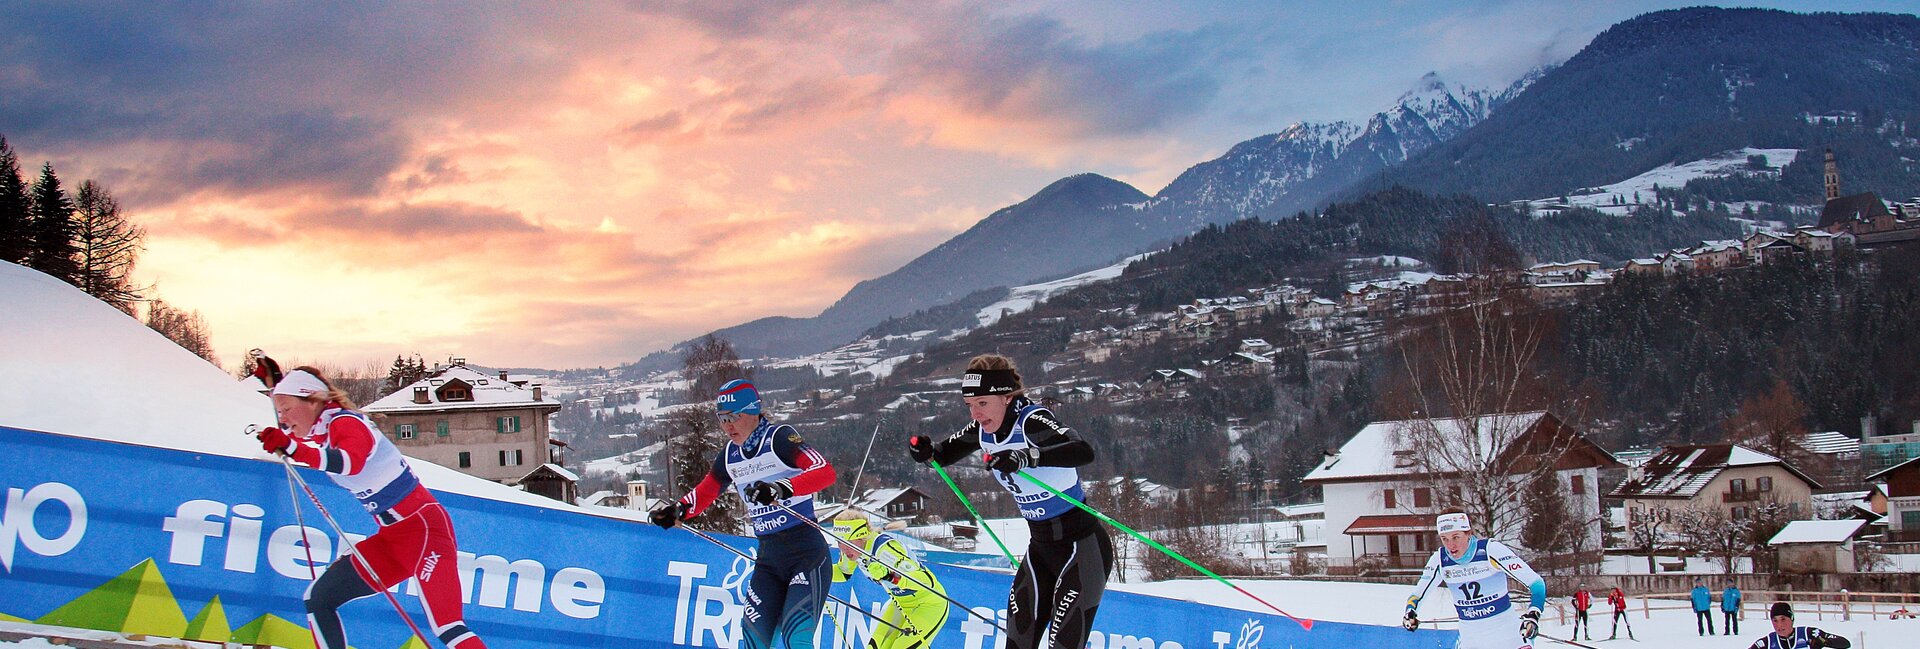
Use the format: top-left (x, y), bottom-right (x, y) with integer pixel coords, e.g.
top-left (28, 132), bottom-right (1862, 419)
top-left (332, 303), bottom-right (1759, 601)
top-left (0, 261), bottom-right (616, 515)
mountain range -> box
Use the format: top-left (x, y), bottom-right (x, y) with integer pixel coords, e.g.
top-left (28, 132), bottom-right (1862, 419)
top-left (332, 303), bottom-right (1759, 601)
top-left (635, 7), bottom-right (1920, 370)
top-left (634, 72), bottom-right (1534, 366)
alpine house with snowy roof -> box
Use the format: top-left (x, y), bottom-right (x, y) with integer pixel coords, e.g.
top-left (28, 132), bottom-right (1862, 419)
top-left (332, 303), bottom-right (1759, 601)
top-left (1609, 444), bottom-right (1820, 542)
top-left (1303, 411), bottom-right (1617, 575)
top-left (365, 359), bottom-right (563, 485)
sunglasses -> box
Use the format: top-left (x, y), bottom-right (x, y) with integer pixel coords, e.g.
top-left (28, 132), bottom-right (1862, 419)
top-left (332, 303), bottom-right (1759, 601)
top-left (716, 412), bottom-right (745, 424)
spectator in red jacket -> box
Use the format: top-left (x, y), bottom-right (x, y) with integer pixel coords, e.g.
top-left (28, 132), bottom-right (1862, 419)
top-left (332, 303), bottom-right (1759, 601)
top-left (1608, 586), bottom-right (1630, 640)
top-left (1571, 583), bottom-right (1593, 641)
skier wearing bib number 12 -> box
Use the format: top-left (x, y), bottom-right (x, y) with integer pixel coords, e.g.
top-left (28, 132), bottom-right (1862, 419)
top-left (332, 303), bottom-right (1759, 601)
top-left (1402, 509), bottom-right (1547, 649)
top-left (906, 354), bottom-right (1111, 649)
top-left (649, 379), bottom-right (837, 649)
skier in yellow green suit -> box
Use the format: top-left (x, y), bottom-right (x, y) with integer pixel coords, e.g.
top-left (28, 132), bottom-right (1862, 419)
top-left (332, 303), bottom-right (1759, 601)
top-left (830, 515), bottom-right (950, 649)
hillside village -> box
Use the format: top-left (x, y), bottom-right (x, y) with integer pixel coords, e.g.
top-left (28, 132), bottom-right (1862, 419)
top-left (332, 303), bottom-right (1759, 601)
top-left (379, 158), bottom-right (1920, 594)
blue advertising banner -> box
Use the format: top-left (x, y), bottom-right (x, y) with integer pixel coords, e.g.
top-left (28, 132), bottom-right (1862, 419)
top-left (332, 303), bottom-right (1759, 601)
top-left (0, 425), bottom-right (1453, 649)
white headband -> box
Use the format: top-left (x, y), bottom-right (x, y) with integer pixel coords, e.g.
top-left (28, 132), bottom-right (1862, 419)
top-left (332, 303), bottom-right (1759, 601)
top-left (270, 370), bottom-right (329, 398)
top-left (1436, 512), bottom-right (1471, 534)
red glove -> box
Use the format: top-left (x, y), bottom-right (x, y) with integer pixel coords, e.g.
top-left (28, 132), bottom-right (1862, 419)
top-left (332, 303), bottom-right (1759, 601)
top-left (256, 426), bottom-right (296, 456)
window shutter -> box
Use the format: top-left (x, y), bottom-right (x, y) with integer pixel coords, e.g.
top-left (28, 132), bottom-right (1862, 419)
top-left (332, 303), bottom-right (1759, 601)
top-left (496, 417), bottom-right (505, 433)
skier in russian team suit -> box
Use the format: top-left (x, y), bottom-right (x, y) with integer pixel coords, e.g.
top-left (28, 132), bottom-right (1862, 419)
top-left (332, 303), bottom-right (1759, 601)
top-left (253, 368), bottom-right (486, 649)
top-left (1747, 602), bottom-right (1850, 649)
top-left (1402, 509), bottom-right (1547, 649)
top-left (651, 379), bottom-right (837, 649)
top-left (906, 354), bottom-right (1112, 649)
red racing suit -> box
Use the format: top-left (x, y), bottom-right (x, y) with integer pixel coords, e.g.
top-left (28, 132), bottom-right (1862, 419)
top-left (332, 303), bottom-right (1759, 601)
top-left (284, 405), bottom-right (484, 649)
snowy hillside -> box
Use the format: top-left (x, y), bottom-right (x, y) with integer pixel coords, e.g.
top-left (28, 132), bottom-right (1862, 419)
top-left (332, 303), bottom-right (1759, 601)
top-left (975, 253), bottom-right (1152, 328)
top-left (1523, 148), bottom-right (1802, 215)
top-left (0, 260), bottom-right (592, 514)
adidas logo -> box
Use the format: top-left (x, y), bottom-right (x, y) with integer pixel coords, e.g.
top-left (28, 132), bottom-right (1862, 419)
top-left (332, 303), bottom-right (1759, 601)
top-left (790, 572), bottom-right (810, 586)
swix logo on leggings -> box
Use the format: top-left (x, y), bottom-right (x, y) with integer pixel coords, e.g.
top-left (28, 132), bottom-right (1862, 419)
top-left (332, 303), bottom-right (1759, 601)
top-left (420, 551), bottom-right (442, 583)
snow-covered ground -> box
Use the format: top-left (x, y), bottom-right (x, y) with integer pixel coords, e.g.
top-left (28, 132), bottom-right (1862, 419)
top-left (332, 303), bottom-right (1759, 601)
top-left (762, 330), bottom-right (938, 379)
top-left (580, 439), bottom-right (669, 477)
top-left (1523, 147), bottom-right (1801, 216)
top-left (975, 253), bottom-right (1153, 328)
top-left (1125, 578), bottom-right (1911, 647)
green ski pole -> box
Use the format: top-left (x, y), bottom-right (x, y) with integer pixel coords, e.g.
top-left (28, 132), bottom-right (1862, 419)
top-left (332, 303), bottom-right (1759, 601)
top-left (930, 459), bottom-right (1020, 569)
top-left (1012, 470), bottom-right (1313, 630)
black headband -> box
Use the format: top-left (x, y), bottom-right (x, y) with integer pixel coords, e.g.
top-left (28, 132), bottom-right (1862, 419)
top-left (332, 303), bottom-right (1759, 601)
top-left (960, 369), bottom-right (1019, 396)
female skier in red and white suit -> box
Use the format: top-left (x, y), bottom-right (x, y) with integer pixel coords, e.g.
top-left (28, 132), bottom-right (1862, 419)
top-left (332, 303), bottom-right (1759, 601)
top-left (254, 367), bottom-right (487, 649)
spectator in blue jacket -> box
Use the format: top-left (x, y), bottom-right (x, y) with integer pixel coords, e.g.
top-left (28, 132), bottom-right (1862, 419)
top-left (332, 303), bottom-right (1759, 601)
top-left (1691, 578), bottom-right (1715, 636)
top-left (1722, 581), bottom-right (1743, 635)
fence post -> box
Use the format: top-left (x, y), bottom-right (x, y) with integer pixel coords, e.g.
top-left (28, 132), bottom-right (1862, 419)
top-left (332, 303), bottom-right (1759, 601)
top-left (1643, 594), bottom-right (1650, 620)
top-left (1843, 589), bottom-right (1851, 622)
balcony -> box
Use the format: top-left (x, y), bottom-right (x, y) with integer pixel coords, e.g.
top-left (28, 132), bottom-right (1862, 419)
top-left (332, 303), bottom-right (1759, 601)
top-left (1327, 552), bottom-right (1430, 575)
top-left (1723, 490), bottom-right (1764, 503)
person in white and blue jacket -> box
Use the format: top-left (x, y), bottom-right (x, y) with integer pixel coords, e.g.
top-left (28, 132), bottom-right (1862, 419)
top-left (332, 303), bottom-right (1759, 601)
top-left (907, 354), bottom-right (1109, 649)
top-left (1747, 602), bottom-right (1850, 649)
top-left (651, 379), bottom-right (837, 649)
top-left (1403, 509), bottom-right (1547, 649)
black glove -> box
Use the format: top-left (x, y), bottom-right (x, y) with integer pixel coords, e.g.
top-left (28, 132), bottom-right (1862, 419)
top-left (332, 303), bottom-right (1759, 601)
top-left (1808, 633), bottom-right (1826, 649)
top-left (985, 447), bottom-right (1035, 473)
top-left (1402, 610), bottom-right (1419, 632)
top-left (1520, 609), bottom-right (1540, 640)
top-left (908, 435), bottom-right (935, 464)
top-left (748, 479), bottom-right (793, 505)
top-left (650, 500), bottom-right (692, 529)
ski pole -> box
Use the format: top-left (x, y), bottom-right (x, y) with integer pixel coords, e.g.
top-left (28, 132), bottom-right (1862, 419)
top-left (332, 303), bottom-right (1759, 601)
top-left (244, 351), bottom-right (328, 649)
top-left (928, 459), bottom-right (1020, 568)
top-left (844, 423), bottom-right (882, 503)
top-left (776, 503), bottom-right (1007, 633)
top-left (676, 523), bottom-right (911, 635)
top-left (260, 430), bottom-right (327, 649)
top-left (1012, 469), bottom-right (1314, 631)
top-left (281, 454), bottom-right (438, 648)
top-left (1534, 631), bottom-right (1604, 649)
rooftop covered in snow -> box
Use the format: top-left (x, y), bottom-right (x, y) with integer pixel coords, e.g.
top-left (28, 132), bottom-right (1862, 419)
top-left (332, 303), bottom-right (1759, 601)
top-left (1768, 519), bottom-right (1866, 545)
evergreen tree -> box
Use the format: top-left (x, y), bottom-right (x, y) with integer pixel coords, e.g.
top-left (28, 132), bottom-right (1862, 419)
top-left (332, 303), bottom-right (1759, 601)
top-left (384, 354), bottom-right (429, 395)
top-left (667, 335), bottom-right (752, 533)
top-left (26, 162), bottom-right (79, 282)
top-left (72, 181), bottom-right (145, 313)
top-left (0, 137), bottom-right (29, 264)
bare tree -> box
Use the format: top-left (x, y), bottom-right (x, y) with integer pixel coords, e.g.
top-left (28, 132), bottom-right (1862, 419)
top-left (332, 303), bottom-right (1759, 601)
top-left (1628, 506), bottom-right (1674, 573)
top-left (1676, 507), bottom-right (1750, 574)
top-left (1387, 294), bottom-right (1595, 548)
top-left (1721, 379), bottom-right (1811, 465)
top-left (71, 181), bottom-right (145, 314)
top-left (145, 299), bottom-right (219, 367)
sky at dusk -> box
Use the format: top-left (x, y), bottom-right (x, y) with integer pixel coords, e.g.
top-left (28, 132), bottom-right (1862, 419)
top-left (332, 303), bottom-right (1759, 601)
top-left (3, 0), bottom-right (1911, 369)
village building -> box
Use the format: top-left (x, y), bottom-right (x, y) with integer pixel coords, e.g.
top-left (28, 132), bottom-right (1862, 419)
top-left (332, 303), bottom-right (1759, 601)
top-left (364, 359), bottom-right (564, 485)
top-left (1865, 456), bottom-right (1920, 542)
top-left (1609, 444), bottom-right (1820, 541)
top-left (1303, 411), bottom-right (1616, 575)
top-left (1768, 519), bottom-right (1869, 574)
